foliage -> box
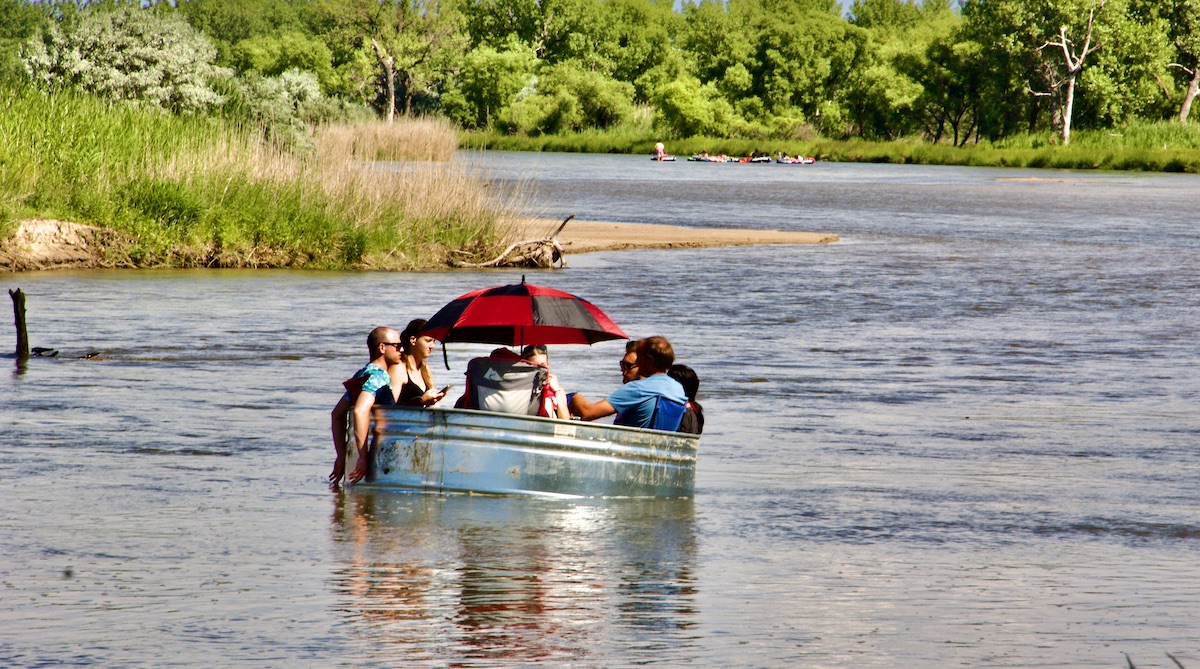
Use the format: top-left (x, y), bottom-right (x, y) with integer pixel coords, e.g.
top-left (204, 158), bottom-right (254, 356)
top-left (441, 41), bottom-right (537, 128)
top-left (5, 0), bottom-right (1200, 179)
top-left (228, 31), bottom-right (337, 94)
top-left (498, 61), bottom-right (635, 134)
top-left (21, 6), bottom-right (225, 114)
top-left (0, 0), bottom-right (48, 85)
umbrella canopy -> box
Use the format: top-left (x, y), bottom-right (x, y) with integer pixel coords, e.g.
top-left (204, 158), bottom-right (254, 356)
top-left (421, 280), bottom-right (627, 346)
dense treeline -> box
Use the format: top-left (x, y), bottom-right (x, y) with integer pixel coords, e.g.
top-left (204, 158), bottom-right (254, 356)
top-left (3, 0), bottom-right (1200, 148)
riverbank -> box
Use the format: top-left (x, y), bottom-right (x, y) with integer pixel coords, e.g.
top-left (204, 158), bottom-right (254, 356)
top-left (1, 218), bottom-right (838, 271)
top-left (464, 121), bottom-right (1200, 174)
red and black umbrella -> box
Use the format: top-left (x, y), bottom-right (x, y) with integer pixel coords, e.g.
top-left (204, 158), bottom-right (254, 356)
top-left (421, 278), bottom-right (627, 346)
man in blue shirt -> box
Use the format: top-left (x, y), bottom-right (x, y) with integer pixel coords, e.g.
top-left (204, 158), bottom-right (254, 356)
top-left (330, 326), bottom-right (404, 484)
top-left (569, 336), bottom-right (687, 430)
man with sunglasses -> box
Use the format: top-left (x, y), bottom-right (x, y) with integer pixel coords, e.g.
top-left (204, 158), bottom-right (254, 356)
top-left (330, 326), bottom-right (404, 485)
top-left (569, 336), bottom-right (687, 430)
top-left (620, 339), bottom-right (641, 384)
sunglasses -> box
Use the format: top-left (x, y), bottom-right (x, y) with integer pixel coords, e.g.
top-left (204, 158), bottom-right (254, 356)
top-left (619, 360), bottom-right (637, 371)
top-left (382, 342), bottom-right (403, 348)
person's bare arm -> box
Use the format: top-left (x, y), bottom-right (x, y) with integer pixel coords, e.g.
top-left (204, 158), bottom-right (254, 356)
top-left (347, 391), bottom-right (377, 483)
top-left (547, 373), bottom-right (571, 420)
top-left (329, 395), bottom-right (352, 483)
top-left (568, 393), bottom-right (616, 422)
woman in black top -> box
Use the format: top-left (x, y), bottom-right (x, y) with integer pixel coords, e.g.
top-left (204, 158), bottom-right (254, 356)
top-left (391, 319), bottom-right (447, 406)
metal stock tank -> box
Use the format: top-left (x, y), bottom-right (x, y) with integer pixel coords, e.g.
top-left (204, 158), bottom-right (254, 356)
top-left (347, 406), bottom-right (697, 498)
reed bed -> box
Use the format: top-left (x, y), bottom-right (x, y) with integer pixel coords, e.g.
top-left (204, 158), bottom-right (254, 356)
top-left (1, 86), bottom-right (512, 270)
top-left (316, 117), bottom-right (460, 163)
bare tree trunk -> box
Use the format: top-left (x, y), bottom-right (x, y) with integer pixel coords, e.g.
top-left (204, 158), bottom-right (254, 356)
top-left (371, 39), bottom-right (396, 123)
top-left (1041, 10), bottom-right (1100, 147)
top-left (1062, 74), bottom-right (1077, 145)
top-left (402, 73), bottom-right (413, 117)
top-left (1181, 67), bottom-right (1200, 124)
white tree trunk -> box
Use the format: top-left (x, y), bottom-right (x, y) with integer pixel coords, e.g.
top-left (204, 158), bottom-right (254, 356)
top-left (371, 39), bottom-right (396, 124)
top-left (1180, 67), bottom-right (1200, 124)
top-left (1062, 75), bottom-right (1077, 145)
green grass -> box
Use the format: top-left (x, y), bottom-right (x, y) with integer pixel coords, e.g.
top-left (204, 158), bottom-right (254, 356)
top-left (0, 84), bottom-right (512, 270)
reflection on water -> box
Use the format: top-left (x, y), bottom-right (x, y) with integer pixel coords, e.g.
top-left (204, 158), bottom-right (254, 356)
top-left (328, 491), bottom-right (697, 666)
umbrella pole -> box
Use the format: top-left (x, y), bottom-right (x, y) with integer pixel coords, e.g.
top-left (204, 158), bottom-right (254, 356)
top-left (442, 341), bottom-right (449, 370)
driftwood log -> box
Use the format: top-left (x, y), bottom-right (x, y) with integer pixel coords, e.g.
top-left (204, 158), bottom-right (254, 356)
top-left (452, 215), bottom-right (572, 269)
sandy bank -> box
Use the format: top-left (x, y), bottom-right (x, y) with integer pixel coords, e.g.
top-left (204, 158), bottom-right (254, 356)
top-left (514, 218), bottom-right (839, 253)
top-left (2, 218), bottom-right (839, 271)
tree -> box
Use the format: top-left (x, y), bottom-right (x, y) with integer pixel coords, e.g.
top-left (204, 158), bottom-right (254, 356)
top-left (1035, 4), bottom-right (1103, 145)
top-left (1152, 0), bottom-right (1200, 122)
top-left (21, 6), bottom-right (225, 113)
top-left (350, 0), bottom-right (467, 120)
top-left (228, 31), bottom-right (337, 93)
top-left (961, 0), bottom-right (1166, 141)
top-left (680, 0), bottom-right (868, 127)
top-left (175, 0), bottom-right (304, 65)
top-left (498, 60), bottom-right (635, 133)
top-left (441, 41), bottom-right (537, 127)
top-left (0, 0), bottom-right (49, 85)
top-left (912, 30), bottom-right (986, 145)
top-left (848, 0), bottom-right (922, 32)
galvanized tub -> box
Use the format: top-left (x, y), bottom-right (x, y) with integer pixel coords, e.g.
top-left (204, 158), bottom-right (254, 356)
top-left (349, 406), bottom-right (697, 498)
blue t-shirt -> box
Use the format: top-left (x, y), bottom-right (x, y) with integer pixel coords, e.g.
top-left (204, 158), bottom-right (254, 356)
top-left (342, 363), bottom-right (391, 403)
top-left (606, 374), bottom-right (687, 428)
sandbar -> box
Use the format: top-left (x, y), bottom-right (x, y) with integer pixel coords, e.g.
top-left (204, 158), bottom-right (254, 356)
top-left (513, 218), bottom-right (839, 254)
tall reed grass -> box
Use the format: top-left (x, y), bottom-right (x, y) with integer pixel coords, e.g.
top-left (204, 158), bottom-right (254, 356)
top-left (0, 85), bottom-right (513, 269)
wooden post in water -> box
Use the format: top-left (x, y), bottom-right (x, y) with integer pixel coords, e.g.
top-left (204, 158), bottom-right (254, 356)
top-left (10, 288), bottom-right (29, 361)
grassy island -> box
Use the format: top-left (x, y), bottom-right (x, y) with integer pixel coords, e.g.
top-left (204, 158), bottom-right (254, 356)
top-left (1, 86), bottom-right (515, 271)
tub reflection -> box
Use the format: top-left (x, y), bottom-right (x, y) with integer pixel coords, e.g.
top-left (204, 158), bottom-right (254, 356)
top-left (329, 490), bottom-right (698, 665)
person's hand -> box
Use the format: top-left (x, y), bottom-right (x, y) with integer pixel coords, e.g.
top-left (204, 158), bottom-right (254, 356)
top-left (421, 387), bottom-right (446, 406)
top-left (547, 373), bottom-right (564, 394)
top-left (329, 456), bottom-right (346, 484)
top-left (347, 456), bottom-right (368, 484)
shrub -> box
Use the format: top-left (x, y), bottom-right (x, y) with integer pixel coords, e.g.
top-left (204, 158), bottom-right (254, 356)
top-left (651, 78), bottom-right (731, 138)
top-left (496, 62), bottom-right (634, 134)
top-left (21, 6), bottom-right (226, 114)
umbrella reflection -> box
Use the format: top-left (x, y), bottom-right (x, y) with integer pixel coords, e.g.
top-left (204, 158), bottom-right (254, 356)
top-left (329, 491), bottom-right (698, 664)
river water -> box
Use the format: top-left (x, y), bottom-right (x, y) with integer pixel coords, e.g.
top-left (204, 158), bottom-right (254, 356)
top-left (2, 153), bottom-right (1198, 668)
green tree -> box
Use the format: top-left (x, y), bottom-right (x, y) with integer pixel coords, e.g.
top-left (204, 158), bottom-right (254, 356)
top-left (175, 0), bottom-right (303, 65)
top-left (1149, 0), bottom-right (1200, 122)
top-left (21, 6), bottom-right (225, 113)
top-left (498, 60), bottom-right (634, 133)
top-left (848, 0), bottom-right (922, 32)
top-left (650, 76), bottom-right (733, 137)
top-left (679, 0), bottom-right (867, 132)
top-left (353, 0), bottom-right (467, 120)
top-left (0, 0), bottom-right (49, 85)
top-left (441, 41), bottom-right (537, 127)
top-left (961, 0), bottom-right (1168, 143)
top-left (912, 29), bottom-right (986, 145)
top-left (228, 31), bottom-right (337, 93)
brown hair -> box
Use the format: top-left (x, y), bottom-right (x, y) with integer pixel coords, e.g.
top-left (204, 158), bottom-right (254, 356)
top-left (635, 336), bottom-right (674, 373)
top-left (400, 318), bottom-right (428, 354)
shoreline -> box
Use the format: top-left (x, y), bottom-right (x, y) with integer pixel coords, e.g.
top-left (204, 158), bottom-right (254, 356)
top-left (2, 219), bottom-right (839, 272)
